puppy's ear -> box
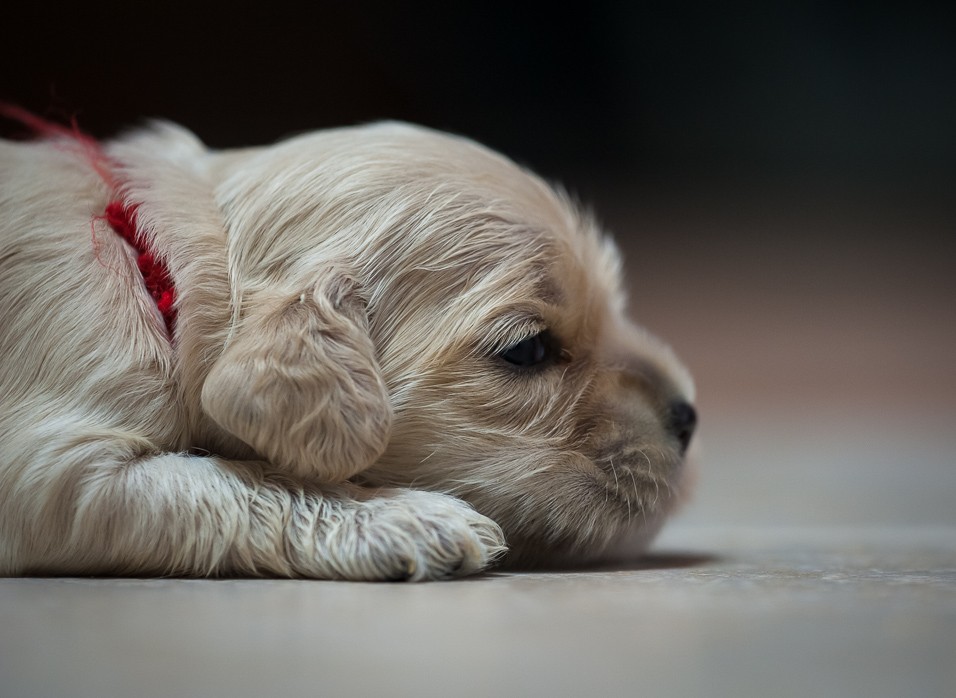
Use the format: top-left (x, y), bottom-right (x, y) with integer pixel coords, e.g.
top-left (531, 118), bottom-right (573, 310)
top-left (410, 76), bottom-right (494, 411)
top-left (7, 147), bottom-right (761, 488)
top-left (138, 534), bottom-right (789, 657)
top-left (201, 270), bottom-right (392, 483)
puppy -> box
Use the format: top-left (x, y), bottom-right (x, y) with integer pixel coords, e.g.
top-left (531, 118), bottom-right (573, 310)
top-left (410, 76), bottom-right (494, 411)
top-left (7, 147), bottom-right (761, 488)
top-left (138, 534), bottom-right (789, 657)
top-left (0, 116), bottom-right (696, 580)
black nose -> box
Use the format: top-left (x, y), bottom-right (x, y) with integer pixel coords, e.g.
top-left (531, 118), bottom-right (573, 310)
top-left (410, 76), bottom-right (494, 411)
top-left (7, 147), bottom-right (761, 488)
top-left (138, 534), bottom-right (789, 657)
top-left (668, 401), bottom-right (697, 453)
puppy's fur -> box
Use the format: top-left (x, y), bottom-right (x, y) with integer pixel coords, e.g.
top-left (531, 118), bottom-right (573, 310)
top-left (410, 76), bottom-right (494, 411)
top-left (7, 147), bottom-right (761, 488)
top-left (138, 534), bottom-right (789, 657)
top-left (0, 121), bottom-right (695, 580)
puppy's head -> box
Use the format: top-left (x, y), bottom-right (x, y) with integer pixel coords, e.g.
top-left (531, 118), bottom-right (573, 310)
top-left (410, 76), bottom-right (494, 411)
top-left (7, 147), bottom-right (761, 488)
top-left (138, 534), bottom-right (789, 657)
top-left (215, 123), bottom-right (696, 567)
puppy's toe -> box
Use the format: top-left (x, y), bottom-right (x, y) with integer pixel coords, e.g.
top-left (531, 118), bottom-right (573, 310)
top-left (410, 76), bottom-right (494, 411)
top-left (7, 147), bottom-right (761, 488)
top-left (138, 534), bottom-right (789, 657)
top-left (325, 490), bottom-right (506, 581)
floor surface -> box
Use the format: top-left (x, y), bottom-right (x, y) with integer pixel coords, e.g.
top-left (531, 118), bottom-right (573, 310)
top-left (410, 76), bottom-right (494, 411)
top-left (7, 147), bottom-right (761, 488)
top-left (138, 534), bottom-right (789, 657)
top-left (2, 524), bottom-right (954, 698)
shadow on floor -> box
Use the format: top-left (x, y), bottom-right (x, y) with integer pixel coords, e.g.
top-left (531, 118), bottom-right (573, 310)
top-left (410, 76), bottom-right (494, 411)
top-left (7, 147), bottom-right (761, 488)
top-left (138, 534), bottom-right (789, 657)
top-left (483, 550), bottom-right (721, 578)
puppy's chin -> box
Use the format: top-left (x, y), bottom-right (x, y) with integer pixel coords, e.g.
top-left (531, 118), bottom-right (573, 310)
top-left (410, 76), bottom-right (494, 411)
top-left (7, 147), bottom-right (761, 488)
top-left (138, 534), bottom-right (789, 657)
top-left (576, 450), bottom-right (699, 568)
top-left (493, 447), bottom-right (691, 570)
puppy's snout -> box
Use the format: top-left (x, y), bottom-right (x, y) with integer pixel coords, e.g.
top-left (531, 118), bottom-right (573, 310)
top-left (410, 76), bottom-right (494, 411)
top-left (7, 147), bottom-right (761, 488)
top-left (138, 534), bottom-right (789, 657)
top-left (667, 401), bottom-right (697, 453)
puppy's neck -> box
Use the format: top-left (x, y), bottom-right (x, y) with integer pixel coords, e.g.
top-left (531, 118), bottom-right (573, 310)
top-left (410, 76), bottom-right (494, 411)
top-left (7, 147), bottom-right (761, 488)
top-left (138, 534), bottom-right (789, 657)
top-left (106, 125), bottom-right (239, 449)
top-left (102, 200), bottom-right (178, 336)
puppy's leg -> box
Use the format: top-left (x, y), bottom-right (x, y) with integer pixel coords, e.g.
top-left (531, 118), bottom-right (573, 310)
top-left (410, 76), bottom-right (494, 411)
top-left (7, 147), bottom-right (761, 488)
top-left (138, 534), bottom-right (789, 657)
top-left (202, 269), bottom-right (392, 483)
top-left (5, 435), bottom-right (504, 580)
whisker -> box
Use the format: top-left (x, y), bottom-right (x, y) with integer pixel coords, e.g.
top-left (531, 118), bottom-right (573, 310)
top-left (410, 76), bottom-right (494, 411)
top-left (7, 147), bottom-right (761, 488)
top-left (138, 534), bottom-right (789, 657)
top-left (625, 467), bottom-right (639, 524)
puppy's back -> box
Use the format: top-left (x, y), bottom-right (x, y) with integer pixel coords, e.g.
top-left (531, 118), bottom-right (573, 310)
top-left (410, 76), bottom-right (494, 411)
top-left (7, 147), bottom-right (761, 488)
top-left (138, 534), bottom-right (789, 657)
top-left (0, 138), bottom-right (178, 452)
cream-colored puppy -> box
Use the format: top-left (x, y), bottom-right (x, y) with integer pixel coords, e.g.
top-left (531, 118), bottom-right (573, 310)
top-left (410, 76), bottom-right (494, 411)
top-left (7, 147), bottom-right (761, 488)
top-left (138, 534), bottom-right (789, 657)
top-left (0, 119), bottom-right (696, 580)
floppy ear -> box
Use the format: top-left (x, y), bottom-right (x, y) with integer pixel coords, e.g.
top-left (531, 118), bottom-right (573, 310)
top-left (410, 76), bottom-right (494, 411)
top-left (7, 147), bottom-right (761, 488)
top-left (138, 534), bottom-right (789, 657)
top-left (201, 270), bottom-right (392, 483)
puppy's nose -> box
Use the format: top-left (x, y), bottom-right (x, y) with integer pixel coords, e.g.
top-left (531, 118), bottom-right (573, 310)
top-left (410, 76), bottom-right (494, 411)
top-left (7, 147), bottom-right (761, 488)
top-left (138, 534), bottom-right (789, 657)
top-left (668, 401), bottom-right (697, 453)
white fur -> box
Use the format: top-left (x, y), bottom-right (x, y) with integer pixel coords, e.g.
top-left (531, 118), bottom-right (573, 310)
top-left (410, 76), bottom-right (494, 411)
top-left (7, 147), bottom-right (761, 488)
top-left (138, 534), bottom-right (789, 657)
top-left (0, 122), bottom-right (694, 579)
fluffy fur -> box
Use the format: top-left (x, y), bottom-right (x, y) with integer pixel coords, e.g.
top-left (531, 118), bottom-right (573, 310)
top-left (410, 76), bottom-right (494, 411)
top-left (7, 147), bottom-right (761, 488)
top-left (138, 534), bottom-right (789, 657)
top-left (0, 121), bottom-right (695, 580)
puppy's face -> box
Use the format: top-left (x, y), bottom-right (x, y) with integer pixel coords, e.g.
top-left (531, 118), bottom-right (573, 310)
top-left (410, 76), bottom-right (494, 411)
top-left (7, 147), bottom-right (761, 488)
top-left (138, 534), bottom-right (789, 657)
top-left (216, 123), bottom-right (696, 566)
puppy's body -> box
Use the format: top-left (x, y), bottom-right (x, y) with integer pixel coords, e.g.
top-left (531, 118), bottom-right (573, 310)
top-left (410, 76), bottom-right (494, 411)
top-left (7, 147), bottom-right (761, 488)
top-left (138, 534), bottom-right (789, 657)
top-left (0, 121), bottom-right (694, 579)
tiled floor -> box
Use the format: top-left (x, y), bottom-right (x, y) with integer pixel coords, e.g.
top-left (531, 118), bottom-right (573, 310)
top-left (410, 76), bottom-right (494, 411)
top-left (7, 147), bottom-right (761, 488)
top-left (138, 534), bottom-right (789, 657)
top-left (2, 184), bottom-right (954, 697)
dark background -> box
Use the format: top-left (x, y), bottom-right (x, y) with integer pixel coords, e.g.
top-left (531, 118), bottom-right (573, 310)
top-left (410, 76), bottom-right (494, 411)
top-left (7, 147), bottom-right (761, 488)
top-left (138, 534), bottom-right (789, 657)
top-left (2, 0), bottom-right (955, 411)
top-left (3, 2), bottom-right (953, 193)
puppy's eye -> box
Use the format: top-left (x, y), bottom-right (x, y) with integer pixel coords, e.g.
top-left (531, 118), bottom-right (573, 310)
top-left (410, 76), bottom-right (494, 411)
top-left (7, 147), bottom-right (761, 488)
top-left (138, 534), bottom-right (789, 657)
top-left (499, 331), bottom-right (555, 368)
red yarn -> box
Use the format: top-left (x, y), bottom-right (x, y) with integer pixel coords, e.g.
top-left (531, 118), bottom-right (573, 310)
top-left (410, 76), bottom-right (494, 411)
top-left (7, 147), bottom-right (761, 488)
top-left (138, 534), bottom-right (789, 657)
top-left (1, 103), bottom-right (177, 338)
top-left (0, 102), bottom-right (118, 190)
top-left (104, 202), bottom-right (177, 335)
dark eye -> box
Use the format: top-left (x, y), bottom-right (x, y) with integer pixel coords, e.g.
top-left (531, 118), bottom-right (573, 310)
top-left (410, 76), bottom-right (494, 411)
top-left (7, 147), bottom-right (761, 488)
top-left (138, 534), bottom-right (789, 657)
top-left (499, 331), bottom-right (554, 368)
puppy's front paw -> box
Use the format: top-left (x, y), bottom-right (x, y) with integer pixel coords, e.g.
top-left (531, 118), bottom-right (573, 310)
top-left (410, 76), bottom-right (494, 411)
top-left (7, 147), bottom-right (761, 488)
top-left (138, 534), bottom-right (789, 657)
top-left (322, 490), bottom-right (506, 581)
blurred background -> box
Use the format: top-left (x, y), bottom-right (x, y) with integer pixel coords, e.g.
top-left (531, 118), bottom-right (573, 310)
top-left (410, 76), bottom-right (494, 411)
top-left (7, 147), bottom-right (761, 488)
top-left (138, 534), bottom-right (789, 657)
top-left (3, 0), bottom-right (955, 529)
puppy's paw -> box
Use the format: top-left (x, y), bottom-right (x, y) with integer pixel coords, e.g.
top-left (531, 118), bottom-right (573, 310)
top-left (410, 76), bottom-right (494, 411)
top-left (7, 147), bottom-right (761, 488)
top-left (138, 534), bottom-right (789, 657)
top-left (322, 490), bottom-right (507, 581)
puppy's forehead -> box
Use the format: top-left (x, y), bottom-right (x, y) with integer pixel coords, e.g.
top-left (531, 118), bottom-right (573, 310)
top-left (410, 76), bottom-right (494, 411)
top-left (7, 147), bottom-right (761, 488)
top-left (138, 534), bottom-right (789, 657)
top-left (346, 124), bottom-right (624, 315)
top-left (274, 122), bottom-right (585, 234)
top-left (366, 125), bottom-right (614, 260)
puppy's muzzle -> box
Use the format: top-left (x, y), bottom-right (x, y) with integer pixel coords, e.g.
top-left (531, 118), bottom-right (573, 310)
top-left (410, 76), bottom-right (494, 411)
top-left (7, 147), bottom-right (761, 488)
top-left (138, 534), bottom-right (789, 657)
top-left (667, 400), bottom-right (697, 454)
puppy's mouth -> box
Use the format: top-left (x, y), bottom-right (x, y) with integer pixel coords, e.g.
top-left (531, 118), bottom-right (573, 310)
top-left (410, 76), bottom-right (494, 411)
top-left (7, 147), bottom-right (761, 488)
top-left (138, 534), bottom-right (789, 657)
top-left (583, 395), bottom-right (697, 510)
top-left (590, 440), bottom-right (685, 514)
top-left (496, 442), bottom-right (686, 569)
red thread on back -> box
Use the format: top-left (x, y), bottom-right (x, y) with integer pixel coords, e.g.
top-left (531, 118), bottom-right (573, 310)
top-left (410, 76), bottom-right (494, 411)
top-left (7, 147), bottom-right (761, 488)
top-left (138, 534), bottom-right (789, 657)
top-left (0, 102), bottom-right (117, 190)
top-left (1, 103), bottom-right (177, 337)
